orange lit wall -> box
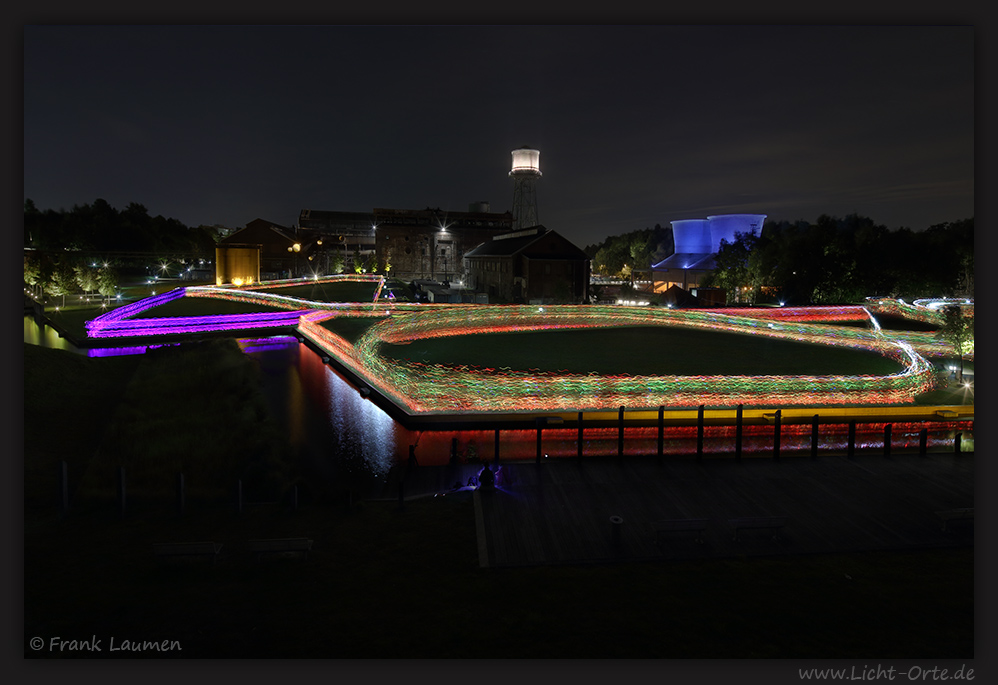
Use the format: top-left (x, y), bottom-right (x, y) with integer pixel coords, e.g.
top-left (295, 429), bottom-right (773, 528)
top-left (215, 246), bottom-right (261, 286)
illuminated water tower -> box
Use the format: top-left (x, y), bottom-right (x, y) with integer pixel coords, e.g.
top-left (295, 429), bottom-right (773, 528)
top-left (510, 146), bottom-right (541, 230)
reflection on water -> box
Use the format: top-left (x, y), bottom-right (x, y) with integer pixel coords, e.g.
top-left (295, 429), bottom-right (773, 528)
top-left (23, 315), bottom-right (85, 354)
top-left (241, 337), bottom-right (404, 492)
top-left (293, 342), bottom-right (399, 479)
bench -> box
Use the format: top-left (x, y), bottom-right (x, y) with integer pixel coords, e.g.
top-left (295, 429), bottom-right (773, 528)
top-left (153, 541), bottom-right (222, 563)
top-left (655, 518), bottom-right (710, 545)
top-left (729, 516), bottom-right (787, 541)
top-left (247, 537), bottom-right (313, 560)
top-left (935, 508), bottom-right (974, 532)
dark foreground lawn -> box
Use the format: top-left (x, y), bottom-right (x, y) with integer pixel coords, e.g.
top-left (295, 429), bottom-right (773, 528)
top-left (22, 340), bottom-right (974, 659)
top-left (23, 496), bottom-right (973, 659)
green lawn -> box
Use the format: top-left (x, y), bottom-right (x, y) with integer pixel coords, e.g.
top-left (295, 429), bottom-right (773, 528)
top-left (129, 296), bottom-right (290, 317)
top-left (319, 316), bottom-right (387, 344)
top-left (247, 279), bottom-right (382, 303)
top-left (381, 326), bottom-right (907, 376)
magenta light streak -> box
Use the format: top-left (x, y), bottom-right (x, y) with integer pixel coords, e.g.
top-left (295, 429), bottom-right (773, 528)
top-left (85, 286), bottom-right (316, 339)
top-left (236, 336), bottom-right (301, 354)
top-left (86, 343), bottom-right (182, 357)
top-left (87, 310), bottom-right (308, 338)
top-left (86, 287), bottom-right (187, 330)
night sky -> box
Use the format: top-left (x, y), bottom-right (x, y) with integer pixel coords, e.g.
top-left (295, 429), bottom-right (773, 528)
top-left (23, 25), bottom-right (974, 249)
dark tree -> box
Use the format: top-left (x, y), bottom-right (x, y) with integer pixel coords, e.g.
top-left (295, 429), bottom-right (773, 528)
top-left (703, 230), bottom-right (758, 304)
top-left (938, 305), bottom-right (973, 382)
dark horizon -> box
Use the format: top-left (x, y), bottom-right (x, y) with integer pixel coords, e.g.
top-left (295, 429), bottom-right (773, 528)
top-left (24, 25), bottom-right (974, 247)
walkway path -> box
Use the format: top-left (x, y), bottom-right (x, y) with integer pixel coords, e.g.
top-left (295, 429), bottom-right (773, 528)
top-left (403, 453), bottom-right (975, 567)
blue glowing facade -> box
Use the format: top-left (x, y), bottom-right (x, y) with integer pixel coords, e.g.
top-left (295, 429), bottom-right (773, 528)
top-left (651, 213), bottom-right (767, 295)
top-left (704, 214), bottom-right (767, 253)
top-left (671, 219), bottom-right (712, 253)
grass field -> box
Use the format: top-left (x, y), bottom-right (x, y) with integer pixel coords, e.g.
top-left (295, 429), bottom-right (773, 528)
top-left (379, 325), bottom-right (907, 376)
top-left (319, 315), bottom-right (386, 344)
top-left (130, 297), bottom-right (290, 317)
top-left (246, 279), bottom-right (385, 303)
top-left (35, 299), bottom-right (971, 407)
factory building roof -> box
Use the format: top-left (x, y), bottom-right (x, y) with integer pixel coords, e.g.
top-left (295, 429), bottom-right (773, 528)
top-left (651, 253), bottom-right (716, 271)
top-left (219, 218), bottom-right (297, 247)
top-left (465, 226), bottom-right (588, 260)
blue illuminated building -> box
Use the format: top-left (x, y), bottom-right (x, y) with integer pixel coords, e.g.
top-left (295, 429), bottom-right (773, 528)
top-left (651, 213), bottom-right (766, 299)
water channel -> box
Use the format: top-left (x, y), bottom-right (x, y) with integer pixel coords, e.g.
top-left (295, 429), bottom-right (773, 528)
top-left (24, 315), bottom-right (972, 498)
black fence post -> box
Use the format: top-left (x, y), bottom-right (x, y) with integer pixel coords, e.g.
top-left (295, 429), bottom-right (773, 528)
top-left (919, 427), bottom-right (928, 456)
top-left (773, 410), bottom-right (781, 461)
top-left (618, 406), bottom-right (625, 460)
top-left (657, 405), bottom-right (665, 464)
top-left (884, 424), bottom-right (892, 457)
top-left (494, 429), bottom-right (500, 467)
top-left (735, 404), bottom-right (743, 462)
top-left (450, 437), bottom-right (458, 466)
top-left (577, 411), bottom-right (584, 464)
top-left (847, 420), bottom-right (857, 459)
top-left (292, 484), bottom-right (299, 512)
top-left (811, 415), bottom-right (819, 459)
top-left (697, 405), bottom-right (704, 461)
top-left (955, 433), bottom-right (962, 454)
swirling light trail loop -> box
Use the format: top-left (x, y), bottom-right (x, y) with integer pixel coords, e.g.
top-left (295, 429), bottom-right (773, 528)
top-left (86, 286), bottom-right (966, 413)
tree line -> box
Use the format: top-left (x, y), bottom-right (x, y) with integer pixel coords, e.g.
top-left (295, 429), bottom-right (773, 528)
top-left (23, 198), bottom-right (219, 306)
top-left (703, 214), bottom-right (973, 305)
top-left (24, 198), bottom-right (217, 255)
top-left (584, 224), bottom-right (674, 278)
top-left (24, 199), bottom-right (974, 309)
top-left (586, 214), bottom-right (973, 305)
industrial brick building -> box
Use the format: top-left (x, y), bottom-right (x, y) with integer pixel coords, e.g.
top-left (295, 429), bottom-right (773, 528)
top-left (215, 218), bottom-right (305, 285)
top-left (464, 226), bottom-right (590, 304)
top-left (298, 205), bottom-right (513, 283)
